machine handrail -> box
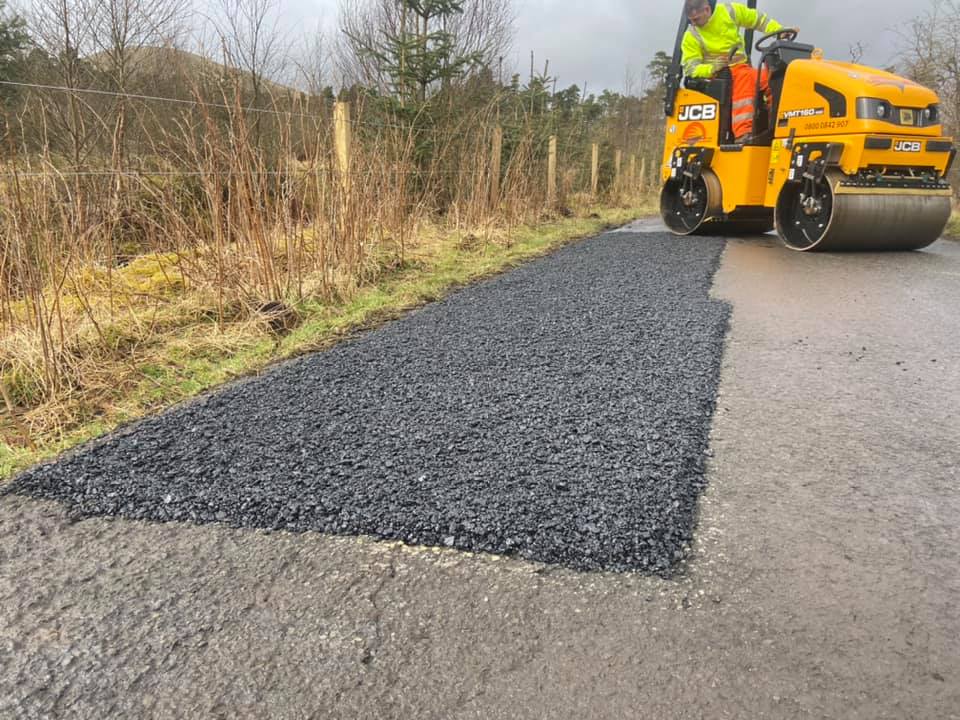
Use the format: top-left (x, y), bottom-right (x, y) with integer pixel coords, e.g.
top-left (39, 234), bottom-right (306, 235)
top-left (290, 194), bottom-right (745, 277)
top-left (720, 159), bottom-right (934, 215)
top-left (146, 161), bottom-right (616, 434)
top-left (664, 10), bottom-right (689, 117)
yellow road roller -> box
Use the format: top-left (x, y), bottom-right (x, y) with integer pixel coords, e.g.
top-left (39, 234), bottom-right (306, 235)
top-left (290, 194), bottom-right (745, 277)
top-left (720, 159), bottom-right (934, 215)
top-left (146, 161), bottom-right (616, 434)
top-left (660, 3), bottom-right (956, 251)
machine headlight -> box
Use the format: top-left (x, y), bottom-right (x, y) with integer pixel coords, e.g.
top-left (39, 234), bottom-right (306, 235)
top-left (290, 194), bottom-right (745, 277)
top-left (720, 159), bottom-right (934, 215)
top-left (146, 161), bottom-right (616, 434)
top-left (856, 98), bottom-right (895, 122)
top-left (924, 104), bottom-right (940, 124)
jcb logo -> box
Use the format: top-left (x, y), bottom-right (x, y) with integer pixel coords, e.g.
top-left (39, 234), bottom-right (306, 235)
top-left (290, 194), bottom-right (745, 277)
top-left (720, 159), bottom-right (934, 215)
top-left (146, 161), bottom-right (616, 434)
top-left (678, 104), bottom-right (718, 122)
top-left (894, 140), bottom-right (922, 153)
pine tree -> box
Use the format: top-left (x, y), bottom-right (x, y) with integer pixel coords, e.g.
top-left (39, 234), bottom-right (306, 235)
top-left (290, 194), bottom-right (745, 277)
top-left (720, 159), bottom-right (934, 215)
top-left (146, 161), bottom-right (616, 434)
top-left (354, 0), bottom-right (482, 107)
top-left (645, 50), bottom-right (672, 99)
top-left (0, 0), bottom-right (29, 101)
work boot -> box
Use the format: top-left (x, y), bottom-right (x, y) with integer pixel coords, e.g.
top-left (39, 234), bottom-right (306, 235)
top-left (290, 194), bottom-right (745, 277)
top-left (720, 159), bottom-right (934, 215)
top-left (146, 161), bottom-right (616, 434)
top-left (735, 133), bottom-right (753, 145)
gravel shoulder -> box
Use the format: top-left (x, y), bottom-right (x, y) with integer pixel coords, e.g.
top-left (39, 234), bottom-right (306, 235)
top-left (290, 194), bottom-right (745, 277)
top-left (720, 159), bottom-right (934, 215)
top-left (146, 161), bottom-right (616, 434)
top-left (2, 228), bottom-right (959, 719)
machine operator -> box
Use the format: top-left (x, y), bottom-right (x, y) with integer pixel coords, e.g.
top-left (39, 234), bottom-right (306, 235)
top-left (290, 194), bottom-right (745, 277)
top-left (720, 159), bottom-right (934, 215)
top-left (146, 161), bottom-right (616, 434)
top-left (682, 0), bottom-right (787, 142)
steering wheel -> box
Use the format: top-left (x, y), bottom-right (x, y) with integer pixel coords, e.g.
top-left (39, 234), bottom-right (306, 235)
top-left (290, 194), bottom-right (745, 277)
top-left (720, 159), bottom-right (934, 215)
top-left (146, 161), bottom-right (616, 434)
top-left (755, 28), bottom-right (799, 52)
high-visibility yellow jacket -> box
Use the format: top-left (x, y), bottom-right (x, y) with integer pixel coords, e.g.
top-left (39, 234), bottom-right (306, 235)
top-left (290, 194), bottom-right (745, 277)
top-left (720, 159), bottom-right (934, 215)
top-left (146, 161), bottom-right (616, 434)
top-left (682, 2), bottom-right (783, 79)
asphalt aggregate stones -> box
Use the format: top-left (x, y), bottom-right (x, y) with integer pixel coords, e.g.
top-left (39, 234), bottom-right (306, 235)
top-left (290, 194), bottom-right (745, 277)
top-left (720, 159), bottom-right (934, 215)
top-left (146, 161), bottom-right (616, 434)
top-left (7, 232), bottom-right (730, 573)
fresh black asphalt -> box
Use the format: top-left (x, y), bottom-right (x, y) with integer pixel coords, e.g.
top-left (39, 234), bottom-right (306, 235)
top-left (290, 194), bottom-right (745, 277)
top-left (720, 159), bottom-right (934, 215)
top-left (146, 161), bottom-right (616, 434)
top-left (6, 232), bottom-right (730, 573)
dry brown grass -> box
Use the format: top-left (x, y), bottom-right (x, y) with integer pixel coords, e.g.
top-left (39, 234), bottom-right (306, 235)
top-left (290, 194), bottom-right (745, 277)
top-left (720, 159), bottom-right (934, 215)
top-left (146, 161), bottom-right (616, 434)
top-left (1, 84), bottom-right (658, 469)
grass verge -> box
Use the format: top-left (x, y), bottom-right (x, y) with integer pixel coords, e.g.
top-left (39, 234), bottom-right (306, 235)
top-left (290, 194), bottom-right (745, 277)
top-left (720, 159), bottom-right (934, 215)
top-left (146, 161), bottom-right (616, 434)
top-left (944, 211), bottom-right (960, 240)
top-left (1, 201), bottom-right (654, 482)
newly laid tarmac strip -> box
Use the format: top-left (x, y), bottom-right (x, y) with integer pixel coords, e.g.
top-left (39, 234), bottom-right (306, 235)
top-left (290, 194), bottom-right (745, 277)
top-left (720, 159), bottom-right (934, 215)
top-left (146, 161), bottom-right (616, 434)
top-left (6, 234), bottom-right (729, 573)
top-left (2, 226), bottom-right (959, 719)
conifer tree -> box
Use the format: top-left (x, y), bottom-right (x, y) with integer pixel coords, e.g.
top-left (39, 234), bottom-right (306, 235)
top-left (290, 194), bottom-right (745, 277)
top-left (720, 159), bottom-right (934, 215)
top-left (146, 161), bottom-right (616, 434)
top-left (0, 0), bottom-right (28, 100)
top-left (352, 0), bottom-right (482, 106)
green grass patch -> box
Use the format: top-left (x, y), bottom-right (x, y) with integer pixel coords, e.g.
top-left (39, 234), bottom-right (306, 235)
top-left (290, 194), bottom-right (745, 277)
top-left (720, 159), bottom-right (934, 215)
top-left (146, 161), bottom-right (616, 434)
top-left (1, 204), bottom-right (651, 482)
top-left (944, 211), bottom-right (960, 240)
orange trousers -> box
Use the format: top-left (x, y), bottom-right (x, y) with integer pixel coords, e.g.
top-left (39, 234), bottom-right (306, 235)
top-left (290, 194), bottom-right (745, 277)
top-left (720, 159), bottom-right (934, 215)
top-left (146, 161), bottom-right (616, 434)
top-left (731, 63), bottom-right (769, 139)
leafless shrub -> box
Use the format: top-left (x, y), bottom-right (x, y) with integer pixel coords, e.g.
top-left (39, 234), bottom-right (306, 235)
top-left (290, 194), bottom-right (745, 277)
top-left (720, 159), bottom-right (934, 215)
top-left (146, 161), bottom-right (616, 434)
top-left (1, 0), bottom-right (658, 448)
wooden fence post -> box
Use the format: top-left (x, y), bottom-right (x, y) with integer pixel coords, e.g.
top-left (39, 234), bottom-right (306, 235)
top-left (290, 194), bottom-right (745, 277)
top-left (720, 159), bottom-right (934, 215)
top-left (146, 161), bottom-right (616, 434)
top-left (548, 135), bottom-right (557, 208)
top-left (490, 126), bottom-right (503, 209)
top-left (639, 156), bottom-right (647, 194)
top-left (591, 143), bottom-right (599, 197)
top-left (615, 149), bottom-right (622, 191)
top-left (334, 101), bottom-right (352, 193)
top-left (629, 154), bottom-right (637, 191)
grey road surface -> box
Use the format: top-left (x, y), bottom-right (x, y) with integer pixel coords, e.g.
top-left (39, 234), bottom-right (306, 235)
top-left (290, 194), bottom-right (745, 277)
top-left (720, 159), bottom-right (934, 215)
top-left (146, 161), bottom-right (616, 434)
top-left (2, 228), bottom-right (958, 719)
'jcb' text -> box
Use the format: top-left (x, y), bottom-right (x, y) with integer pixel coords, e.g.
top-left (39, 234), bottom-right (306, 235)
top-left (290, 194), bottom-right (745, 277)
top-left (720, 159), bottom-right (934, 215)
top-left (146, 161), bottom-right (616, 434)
top-left (894, 140), bottom-right (922, 153)
top-left (678, 104), bottom-right (718, 122)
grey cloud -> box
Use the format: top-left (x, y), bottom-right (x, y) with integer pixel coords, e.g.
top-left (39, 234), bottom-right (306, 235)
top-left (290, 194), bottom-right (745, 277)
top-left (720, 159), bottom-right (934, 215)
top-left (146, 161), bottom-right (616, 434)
top-left (273, 0), bottom-right (923, 92)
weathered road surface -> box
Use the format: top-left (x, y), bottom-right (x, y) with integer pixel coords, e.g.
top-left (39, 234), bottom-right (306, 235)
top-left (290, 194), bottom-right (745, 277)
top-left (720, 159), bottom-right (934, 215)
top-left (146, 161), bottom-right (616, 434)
top-left (2, 227), bottom-right (959, 719)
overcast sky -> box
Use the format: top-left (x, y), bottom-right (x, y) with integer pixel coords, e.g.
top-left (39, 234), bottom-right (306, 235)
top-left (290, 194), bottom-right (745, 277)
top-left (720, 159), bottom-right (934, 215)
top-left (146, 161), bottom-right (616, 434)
top-left (273, 0), bottom-right (924, 94)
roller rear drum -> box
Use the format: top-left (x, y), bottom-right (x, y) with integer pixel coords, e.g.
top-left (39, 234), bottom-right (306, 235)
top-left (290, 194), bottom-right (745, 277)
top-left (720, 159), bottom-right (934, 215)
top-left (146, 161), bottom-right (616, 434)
top-left (660, 170), bottom-right (723, 235)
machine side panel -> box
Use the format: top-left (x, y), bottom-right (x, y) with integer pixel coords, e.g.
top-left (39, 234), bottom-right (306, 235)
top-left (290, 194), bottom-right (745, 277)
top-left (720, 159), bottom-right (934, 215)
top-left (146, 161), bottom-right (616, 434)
top-left (712, 147), bottom-right (773, 211)
top-left (764, 138), bottom-right (793, 207)
top-left (662, 89), bottom-right (723, 182)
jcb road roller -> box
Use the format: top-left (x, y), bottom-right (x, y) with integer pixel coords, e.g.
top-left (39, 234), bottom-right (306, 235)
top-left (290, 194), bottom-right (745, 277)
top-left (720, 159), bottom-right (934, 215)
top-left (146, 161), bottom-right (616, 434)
top-left (660, 2), bottom-right (956, 251)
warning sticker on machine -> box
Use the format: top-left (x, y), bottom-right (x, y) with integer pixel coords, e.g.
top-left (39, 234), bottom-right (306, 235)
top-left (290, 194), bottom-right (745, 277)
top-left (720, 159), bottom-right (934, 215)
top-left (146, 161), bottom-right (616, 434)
top-left (770, 140), bottom-right (782, 165)
top-left (781, 107), bottom-right (826, 120)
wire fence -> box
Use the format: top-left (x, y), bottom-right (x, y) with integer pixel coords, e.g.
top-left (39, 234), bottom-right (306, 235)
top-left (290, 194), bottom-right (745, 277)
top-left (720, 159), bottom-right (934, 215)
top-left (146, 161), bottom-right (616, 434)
top-left (0, 79), bottom-right (512, 133)
top-left (0, 79), bottom-right (569, 183)
top-left (0, 168), bottom-right (469, 178)
top-left (0, 76), bottom-right (659, 213)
